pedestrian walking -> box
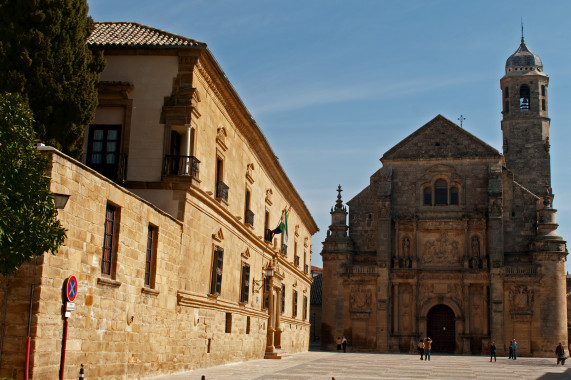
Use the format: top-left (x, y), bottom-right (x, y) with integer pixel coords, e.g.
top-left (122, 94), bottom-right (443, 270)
top-left (418, 340), bottom-right (425, 360)
top-left (508, 340), bottom-right (513, 359)
top-left (336, 337), bottom-right (342, 351)
top-left (556, 342), bottom-right (567, 365)
top-left (512, 339), bottom-right (517, 360)
top-left (424, 337), bottom-right (432, 361)
top-left (490, 341), bottom-right (496, 362)
top-left (342, 336), bottom-right (347, 353)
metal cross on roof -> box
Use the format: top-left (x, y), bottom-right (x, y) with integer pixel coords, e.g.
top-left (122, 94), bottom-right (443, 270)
top-left (458, 114), bottom-right (466, 128)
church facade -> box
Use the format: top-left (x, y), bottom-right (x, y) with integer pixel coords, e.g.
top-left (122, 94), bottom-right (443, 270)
top-left (320, 39), bottom-right (567, 356)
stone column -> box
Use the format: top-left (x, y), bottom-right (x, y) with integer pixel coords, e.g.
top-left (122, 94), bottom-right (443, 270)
top-left (274, 287), bottom-right (282, 349)
top-left (265, 277), bottom-right (277, 358)
top-left (183, 124), bottom-right (192, 175)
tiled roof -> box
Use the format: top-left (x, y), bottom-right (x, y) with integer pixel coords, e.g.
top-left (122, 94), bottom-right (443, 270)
top-left (88, 22), bottom-right (207, 49)
top-left (310, 273), bottom-right (322, 305)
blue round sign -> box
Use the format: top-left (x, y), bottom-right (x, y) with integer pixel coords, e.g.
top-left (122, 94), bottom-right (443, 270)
top-left (66, 276), bottom-right (77, 302)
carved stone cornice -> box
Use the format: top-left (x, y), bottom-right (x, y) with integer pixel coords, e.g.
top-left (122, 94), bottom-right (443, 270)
top-left (195, 51), bottom-right (318, 234)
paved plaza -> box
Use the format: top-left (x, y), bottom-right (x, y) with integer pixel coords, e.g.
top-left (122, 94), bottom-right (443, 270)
top-left (146, 350), bottom-right (571, 380)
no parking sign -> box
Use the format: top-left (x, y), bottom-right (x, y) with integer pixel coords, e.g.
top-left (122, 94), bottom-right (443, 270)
top-left (65, 275), bottom-right (77, 302)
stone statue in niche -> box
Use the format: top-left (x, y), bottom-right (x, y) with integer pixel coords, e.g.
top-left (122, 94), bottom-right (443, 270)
top-left (379, 201), bottom-right (390, 218)
top-left (471, 236), bottom-right (480, 257)
top-left (490, 199), bottom-right (502, 217)
top-left (402, 237), bottom-right (410, 257)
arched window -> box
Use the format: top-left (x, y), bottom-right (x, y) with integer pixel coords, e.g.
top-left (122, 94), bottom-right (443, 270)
top-left (519, 85), bottom-right (530, 110)
top-left (504, 87), bottom-right (509, 99)
top-left (434, 179), bottom-right (448, 205)
top-left (423, 187), bottom-right (432, 205)
top-left (450, 187), bottom-right (459, 205)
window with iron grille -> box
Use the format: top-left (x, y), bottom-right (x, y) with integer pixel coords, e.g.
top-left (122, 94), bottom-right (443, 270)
top-left (281, 284), bottom-right (285, 314)
top-left (294, 241), bottom-right (297, 262)
top-left (244, 189), bottom-right (254, 226)
top-left (240, 262), bottom-right (250, 303)
top-left (293, 290), bottom-right (298, 318)
top-left (101, 204), bottom-right (118, 277)
top-left (210, 246), bottom-right (224, 295)
top-left (303, 295), bottom-right (308, 320)
top-left (144, 225), bottom-right (158, 288)
top-left (225, 312), bottom-right (232, 333)
top-left (263, 277), bottom-right (269, 309)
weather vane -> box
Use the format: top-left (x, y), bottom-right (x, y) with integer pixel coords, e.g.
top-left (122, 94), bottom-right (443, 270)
top-left (521, 17), bottom-right (524, 43)
top-left (458, 114), bottom-right (466, 128)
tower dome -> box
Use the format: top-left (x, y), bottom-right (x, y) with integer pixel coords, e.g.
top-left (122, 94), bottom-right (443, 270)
top-left (505, 38), bottom-right (543, 74)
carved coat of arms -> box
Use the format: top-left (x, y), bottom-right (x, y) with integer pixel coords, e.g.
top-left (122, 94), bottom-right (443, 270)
top-left (350, 288), bottom-right (372, 312)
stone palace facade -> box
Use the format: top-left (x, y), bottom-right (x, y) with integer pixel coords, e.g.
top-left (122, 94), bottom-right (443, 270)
top-left (321, 38), bottom-right (567, 356)
top-left (0, 22), bottom-right (317, 379)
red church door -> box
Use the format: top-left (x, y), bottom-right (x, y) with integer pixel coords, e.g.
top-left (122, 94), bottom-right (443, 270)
top-left (427, 304), bottom-right (456, 353)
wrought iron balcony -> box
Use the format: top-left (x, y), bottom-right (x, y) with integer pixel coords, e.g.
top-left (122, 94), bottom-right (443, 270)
top-left (83, 153), bottom-right (128, 183)
top-left (163, 155), bottom-right (200, 178)
top-left (282, 245), bottom-right (287, 256)
top-left (295, 255), bottom-right (300, 266)
top-left (304, 264), bottom-right (309, 274)
top-left (245, 209), bottom-right (254, 226)
top-left (264, 229), bottom-right (273, 243)
top-left (216, 181), bottom-right (229, 202)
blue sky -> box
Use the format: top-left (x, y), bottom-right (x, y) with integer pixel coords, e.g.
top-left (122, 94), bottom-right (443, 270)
top-left (88, 0), bottom-right (571, 270)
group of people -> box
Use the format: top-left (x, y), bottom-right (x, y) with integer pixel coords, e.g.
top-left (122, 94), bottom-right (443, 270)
top-left (336, 336), bottom-right (348, 352)
top-left (417, 337), bottom-right (432, 361)
top-left (337, 334), bottom-right (568, 365)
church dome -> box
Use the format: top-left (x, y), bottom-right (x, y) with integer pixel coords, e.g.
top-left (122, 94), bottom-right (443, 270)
top-left (505, 39), bottom-right (543, 74)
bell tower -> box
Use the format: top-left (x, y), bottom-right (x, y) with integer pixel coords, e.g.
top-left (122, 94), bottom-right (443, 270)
top-left (500, 36), bottom-right (550, 195)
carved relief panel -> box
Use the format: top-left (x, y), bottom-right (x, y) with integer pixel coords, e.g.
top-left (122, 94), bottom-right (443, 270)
top-left (420, 231), bottom-right (462, 266)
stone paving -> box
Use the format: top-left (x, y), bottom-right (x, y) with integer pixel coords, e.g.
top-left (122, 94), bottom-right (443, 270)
top-left (145, 351), bottom-right (571, 380)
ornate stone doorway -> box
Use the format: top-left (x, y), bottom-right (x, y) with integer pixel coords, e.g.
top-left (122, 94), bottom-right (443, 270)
top-left (427, 304), bottom-right (455, 353)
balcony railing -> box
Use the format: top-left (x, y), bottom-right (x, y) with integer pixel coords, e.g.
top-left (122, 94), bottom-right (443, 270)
top-left (245, 209), bottom-right (254, 226)
top-left (304, 264), bottom-right (309, 274)
top-left (163, 155), bottom-right (200, 178)
top-left (505, 265), bottom-right (537, 276)
top-left (295, 255), bottom-right (300, 266)
top-left (264, 229), bottom-right (273, 243)
top-left (83, 153), bottom-right (128, 183)
top-left (282, 245), bottom-right (287, 256)
top-left (216, 181), bottom-right (229, 202)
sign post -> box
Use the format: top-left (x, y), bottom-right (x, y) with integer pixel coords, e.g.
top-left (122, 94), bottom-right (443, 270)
top-left (60, 276), bottom-right (77, 380)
